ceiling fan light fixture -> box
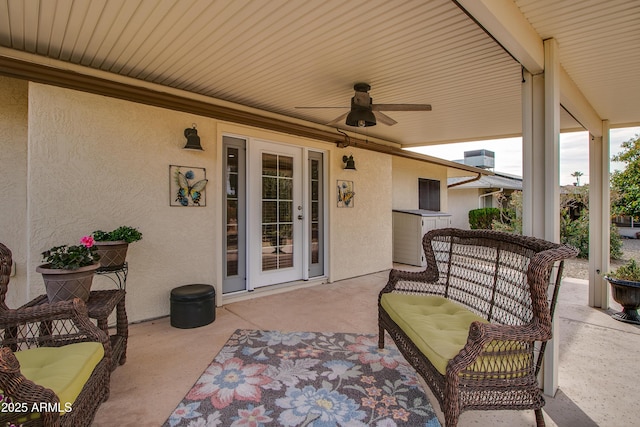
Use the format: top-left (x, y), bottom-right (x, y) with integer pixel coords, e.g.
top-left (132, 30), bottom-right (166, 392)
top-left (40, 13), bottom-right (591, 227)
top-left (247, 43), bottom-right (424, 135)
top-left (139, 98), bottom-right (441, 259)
top-left (345, 108), bottom-right (376, 127)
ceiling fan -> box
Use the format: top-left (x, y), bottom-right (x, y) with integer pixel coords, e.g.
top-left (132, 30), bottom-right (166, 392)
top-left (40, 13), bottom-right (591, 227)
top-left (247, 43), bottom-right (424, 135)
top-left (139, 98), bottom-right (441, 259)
top-left (296, 83), bottom-right (432, 127)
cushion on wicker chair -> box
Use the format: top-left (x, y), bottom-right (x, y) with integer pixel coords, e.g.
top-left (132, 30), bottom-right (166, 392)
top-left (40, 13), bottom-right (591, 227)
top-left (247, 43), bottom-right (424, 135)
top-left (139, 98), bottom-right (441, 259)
top-left (381, 293), bottom-right (530, 378)
top-left (381, 293), bottom-right (488, 374)
top-left (14, 342), bottom-right (104, 414)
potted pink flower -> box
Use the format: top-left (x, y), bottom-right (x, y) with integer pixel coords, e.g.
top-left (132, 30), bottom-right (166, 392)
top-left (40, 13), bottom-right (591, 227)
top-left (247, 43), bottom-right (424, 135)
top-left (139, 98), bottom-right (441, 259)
top-left (36, 236), bottom-right (101, 303)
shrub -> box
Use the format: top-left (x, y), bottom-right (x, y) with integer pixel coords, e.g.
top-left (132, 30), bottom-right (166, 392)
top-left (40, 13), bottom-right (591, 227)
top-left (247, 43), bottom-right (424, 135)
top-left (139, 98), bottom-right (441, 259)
top-left (469, 208), bottom-right (501, 230)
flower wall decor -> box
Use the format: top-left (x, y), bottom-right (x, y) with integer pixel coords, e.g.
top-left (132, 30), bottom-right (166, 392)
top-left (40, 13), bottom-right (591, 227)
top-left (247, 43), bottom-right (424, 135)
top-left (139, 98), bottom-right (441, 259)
top-left (170, 165), bottom-right (208, 207)
top-left (337, 180), bottom-right (355, 208)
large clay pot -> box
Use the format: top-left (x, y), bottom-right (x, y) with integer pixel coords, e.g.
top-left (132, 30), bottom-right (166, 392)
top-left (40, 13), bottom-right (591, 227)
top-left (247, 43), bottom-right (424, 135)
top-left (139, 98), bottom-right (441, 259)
top-left (604, 276), bottom-right (640, 325)
top-left (36, 263), bottom-right (99, 303)
top-left (93, 241), bottom-right (129, 270)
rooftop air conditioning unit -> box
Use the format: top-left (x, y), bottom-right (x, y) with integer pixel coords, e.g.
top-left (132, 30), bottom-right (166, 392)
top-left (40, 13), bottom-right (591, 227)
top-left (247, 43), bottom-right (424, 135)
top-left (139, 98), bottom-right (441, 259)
top-left (464, 149), bottom-right (495, 169)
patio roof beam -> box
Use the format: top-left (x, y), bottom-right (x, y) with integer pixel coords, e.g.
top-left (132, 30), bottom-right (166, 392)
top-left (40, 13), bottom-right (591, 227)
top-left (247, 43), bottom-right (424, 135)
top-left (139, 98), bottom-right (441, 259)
top-left (456, 0), bottom-right (603, 137)
top-left (455, 0), bottom-right (544, 74)
top-left (0, 53), bottom-right (488, 176)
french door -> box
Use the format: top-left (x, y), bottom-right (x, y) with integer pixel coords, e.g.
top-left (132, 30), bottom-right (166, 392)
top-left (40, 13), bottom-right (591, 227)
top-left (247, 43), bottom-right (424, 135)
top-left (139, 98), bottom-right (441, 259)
top-left (223, 137), bottom-right (324, 293)
top-left (249, 140), bottom-right (304, 287)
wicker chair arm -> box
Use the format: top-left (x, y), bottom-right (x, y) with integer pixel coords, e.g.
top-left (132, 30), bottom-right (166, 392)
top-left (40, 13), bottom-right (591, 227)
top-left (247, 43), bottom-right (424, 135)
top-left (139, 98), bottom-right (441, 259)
top-left (381, 268), bottom-right (438, 294)
top-left (0, 298), bottom-right (110, 351)
top-left (469, 319), bottom-right (551, 343)
top-left (2, 298), bottom-right (87, 326)
top-left (447, 320), bottom-right (550, 377)
top-left (0, 347), bottom-right (61, 426)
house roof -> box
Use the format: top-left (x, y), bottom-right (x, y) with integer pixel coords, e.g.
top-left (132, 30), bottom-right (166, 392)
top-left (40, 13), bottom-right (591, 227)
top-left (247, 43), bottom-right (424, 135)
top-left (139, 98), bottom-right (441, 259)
top-left (0, 0), bottom-right (638, 149)
top-left (448, 172), bottom-right (523, 190)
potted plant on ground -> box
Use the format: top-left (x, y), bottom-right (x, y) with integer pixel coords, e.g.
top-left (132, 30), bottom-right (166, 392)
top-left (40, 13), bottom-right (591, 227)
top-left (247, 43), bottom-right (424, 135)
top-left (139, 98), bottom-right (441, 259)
top-left (36, 235), bottom-right (101, 303)
top-left (604, 259), bottom-right (640, 325)
top-left (91, 226), bottom-right (142, 270)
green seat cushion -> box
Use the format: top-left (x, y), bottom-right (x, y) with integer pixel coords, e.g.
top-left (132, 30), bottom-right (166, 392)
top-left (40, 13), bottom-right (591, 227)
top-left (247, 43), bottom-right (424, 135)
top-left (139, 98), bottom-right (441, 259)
top-left (15, 342), bottom-right (104, 414)
top-left (381, 293), bottom-right (488, 375)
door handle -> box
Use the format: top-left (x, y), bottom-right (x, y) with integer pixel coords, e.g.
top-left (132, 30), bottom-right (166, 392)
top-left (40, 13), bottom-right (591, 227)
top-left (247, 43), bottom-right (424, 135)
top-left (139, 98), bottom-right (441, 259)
top-left (298, 214), bottom-right (304, 220)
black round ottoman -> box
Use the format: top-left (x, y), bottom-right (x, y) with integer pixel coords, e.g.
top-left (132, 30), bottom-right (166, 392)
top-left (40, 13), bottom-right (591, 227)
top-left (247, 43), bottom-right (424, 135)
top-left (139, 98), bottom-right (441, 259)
top-left (170, 284), bottom-right (216, 329)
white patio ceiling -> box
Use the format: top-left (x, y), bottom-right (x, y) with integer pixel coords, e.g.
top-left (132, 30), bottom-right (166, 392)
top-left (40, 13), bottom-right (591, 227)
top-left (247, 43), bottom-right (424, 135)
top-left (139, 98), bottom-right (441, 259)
top-left (0, 0), bottom-right (638, 148)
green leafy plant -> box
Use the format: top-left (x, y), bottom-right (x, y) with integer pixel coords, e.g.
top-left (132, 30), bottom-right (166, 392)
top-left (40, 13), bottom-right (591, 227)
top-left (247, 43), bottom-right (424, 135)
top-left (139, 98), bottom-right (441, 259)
top-left (607, 259), bottom-right (640, 282)
top-left (492, 189), bottom-right (623, 260)
top-left (611, 134), bottom-right (640, 220)
top-left (469, 207), bottom-right (501, 230)
top-left (92, 226), bottom-right (142, 244)
top-left (41, 236), bottom-right (100, 270)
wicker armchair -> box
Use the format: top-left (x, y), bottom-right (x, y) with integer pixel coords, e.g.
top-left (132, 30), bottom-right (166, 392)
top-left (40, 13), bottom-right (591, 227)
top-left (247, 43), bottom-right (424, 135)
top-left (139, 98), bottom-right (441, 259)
top-left (379, 228), bottom-right (578, 427)
top-left (0, 242), bottom-right (111, 427)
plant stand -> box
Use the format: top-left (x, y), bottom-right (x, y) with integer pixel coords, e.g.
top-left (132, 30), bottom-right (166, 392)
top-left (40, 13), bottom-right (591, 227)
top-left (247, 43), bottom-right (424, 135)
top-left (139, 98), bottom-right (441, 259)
top-left (97, 262), bottom-right (128, 290)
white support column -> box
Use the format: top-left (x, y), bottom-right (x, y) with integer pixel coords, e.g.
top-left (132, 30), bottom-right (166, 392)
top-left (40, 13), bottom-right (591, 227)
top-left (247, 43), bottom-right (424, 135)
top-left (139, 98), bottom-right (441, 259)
top-left (542, 38), bottom-right (561, 397)
top-left (589, 122), bottom-right (611, 308)
top-left (522, 70), bottom-right (546, 237)
top-left (543, 39), bottom-right (561, 243)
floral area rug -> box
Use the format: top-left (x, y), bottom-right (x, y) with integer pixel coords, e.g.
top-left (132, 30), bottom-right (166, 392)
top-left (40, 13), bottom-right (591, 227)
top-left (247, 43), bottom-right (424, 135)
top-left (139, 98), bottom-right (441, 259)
top-left (164, 329), bottom-right (441, 427)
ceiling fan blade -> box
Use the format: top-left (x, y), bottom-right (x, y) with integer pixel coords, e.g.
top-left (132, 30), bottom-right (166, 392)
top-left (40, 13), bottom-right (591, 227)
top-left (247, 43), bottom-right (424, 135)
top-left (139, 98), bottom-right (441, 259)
top-left (373, 111), bottom-right (397, 126)
top-left (326, 112), bottom-right (349, 126)
top-left (295, 106), bottom-right (349, 109)
top-left (372, 104), bottom-right (432, 111)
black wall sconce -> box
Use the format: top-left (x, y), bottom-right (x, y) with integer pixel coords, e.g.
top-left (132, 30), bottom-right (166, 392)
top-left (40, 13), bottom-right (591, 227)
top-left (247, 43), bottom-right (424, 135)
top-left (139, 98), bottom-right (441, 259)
top-left (342, 154), bottom-right (356, 170)
top-left (183, 124), bottom-right (203, 150)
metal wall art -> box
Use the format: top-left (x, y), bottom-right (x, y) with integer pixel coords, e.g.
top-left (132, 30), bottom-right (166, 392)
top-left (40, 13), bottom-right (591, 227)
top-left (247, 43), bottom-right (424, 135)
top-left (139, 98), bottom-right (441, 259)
top-left (170, 165), bottom-right (208, 207)
top-left (337, 180), bottom-right (355, 208)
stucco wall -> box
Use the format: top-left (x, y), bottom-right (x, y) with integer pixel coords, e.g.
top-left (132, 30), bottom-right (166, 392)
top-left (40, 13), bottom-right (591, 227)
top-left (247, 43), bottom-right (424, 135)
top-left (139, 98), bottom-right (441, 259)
top-left (27, 83), bottom-right (217, 322)
top-left (391, 156), bottom-right (449, 211)
top-left (448, 188), bottom-right (478, 229)
top-left (16, 83), bottom-right (396, 322)
top-left (330, 147), bottom-right (393, 281)
top-left (0, 76), bottom-right (28, 308)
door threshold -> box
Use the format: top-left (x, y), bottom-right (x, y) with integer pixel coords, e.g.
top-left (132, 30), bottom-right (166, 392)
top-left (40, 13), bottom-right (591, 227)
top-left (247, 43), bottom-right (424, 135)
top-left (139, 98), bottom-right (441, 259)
top-left (220, 276), bottom-right (328, 305)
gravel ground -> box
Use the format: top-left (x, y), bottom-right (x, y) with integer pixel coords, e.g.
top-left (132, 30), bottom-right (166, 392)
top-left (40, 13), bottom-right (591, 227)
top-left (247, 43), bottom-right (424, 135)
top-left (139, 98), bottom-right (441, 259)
top-left (563, 237), bottom-right (640, 280)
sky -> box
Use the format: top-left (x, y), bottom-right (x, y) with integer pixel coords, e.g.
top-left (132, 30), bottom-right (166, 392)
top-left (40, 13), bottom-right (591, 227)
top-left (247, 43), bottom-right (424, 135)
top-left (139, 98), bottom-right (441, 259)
top-left (408, 127), bottom-right (640, 186)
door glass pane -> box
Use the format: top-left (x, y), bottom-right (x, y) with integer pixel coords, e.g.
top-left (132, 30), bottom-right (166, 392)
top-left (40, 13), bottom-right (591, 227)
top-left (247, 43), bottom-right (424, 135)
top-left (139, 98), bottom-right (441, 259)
top-left (309, 156), bottom-right (323, 277)
top-left (311, 223), bottom-right (319, 264)
top-left (262, 201), bottom-right (277, 223)
top-left (262, 224), bottom-right (278, 271)
top-left (226, 225), bottom-right (238, 276)
top-left (263, 177), bottom-right (277, 199)
top-left (279, 179), bottom-right (293, 199)
top-left (228, 150), bottom-right (238, 172)
top-left (226, 147), bottom-right (240, 280)
top-left (279, 156), bottom-right (293, 177)
top-left (279, 201), bottom-right (292, 222)
top-left (262, 153), bottom-right (294, 271)
top-left (263, 154), bottom-right (278, 176)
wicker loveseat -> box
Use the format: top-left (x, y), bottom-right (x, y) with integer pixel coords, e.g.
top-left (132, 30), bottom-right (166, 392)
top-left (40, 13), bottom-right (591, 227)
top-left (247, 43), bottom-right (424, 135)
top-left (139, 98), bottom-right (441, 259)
top-left (0, 243), bottom-right (111, 427)
top-left (379, 228), bottom-right (577, 427)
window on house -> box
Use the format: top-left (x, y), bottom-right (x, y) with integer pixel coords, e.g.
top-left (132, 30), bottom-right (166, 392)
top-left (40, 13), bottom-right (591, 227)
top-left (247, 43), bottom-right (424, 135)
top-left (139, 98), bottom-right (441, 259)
top-left (418, 178), bottom-right (440, 211)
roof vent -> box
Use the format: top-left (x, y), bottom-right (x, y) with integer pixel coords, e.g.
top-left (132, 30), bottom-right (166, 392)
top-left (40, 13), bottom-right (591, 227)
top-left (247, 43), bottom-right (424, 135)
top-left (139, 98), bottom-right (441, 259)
top-left (464, 149), bottom-right (495, 169)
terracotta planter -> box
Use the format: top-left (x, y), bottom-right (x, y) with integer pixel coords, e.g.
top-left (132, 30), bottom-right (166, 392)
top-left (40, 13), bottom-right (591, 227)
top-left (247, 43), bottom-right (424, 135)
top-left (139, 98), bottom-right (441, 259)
top-left (36, 263), bottom-right (100, 303)
top-left (604, 276), bottom-right (640, 325)
top-left (94, 241), bottom-right (129, 270)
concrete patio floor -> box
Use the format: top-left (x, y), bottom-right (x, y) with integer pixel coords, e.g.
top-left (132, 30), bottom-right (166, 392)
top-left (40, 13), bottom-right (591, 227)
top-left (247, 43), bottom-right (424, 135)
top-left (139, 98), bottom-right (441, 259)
top-left (92, 270), bottom-right (640, 426)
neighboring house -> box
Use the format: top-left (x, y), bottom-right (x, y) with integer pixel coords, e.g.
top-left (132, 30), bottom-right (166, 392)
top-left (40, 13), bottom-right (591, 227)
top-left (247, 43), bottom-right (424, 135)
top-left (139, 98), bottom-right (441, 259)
top-left (447, 150), bottom-right (523, 229)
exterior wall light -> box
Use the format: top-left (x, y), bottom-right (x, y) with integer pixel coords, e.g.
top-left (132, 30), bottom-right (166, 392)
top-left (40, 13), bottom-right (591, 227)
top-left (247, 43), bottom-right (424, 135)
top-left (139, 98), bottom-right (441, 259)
top-left (183, 124), bottom-right (203, 150)
top-left (342, 155), bottom-right (356, 170)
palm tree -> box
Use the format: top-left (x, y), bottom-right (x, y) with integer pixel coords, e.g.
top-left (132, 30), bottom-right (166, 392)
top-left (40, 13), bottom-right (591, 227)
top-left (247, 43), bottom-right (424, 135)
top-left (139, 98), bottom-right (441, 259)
top-left (571, 171), bottom-right (584, 186)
